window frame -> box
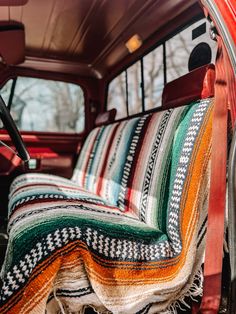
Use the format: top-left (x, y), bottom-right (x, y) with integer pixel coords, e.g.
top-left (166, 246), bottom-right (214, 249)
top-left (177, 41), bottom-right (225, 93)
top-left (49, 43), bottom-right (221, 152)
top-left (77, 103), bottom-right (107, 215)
top-left (105, 13), bottom-right (210, 121)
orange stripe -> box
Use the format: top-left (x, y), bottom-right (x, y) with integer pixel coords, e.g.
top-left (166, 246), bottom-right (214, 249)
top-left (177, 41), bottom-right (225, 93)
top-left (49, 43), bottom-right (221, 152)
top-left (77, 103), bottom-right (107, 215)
top-left (2, 111), bottom-right (213, 312)
top-left (181, 103), bottom-right (213, 251)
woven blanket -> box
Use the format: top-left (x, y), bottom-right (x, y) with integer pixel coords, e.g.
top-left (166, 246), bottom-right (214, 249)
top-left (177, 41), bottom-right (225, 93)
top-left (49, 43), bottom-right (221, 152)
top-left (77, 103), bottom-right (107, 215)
top-left (0, 99), bottom-right (213, 314)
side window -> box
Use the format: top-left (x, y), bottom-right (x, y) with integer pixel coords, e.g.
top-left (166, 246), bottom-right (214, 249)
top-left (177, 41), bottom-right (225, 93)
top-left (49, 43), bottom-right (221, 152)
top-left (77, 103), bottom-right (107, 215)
top-left (107, 18), bottom-right (217, 120)
top-left (108, 62), bottom-right (143, 118)
top-left (143, 45), bottom-right (164, 110)
top-left (107, 62), bottom-right (143, 119)
top-left (107, 72), bottom-right (127, 120)
top-left (0, 77), bottom-right (85, 133)
top-left (127, 61), bottom-right (142, 115)
top-left (166, 19), bottom-right (217, 82)
top-left (1, 79), bottom-right (14, 106)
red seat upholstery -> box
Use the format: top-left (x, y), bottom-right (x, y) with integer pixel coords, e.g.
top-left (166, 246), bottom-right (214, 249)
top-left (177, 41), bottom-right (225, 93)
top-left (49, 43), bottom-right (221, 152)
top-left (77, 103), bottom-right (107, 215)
top-left (95, 108), bottom-right (117, 126)
top-left (162, 64), bottom-right (215, 109)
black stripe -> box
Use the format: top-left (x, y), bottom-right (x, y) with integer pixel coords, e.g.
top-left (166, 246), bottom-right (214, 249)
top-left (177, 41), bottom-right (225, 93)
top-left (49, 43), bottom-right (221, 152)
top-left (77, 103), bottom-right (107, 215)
top-left (197, 227), bottom-right (207, 248)
top-left (198, 216), bottom-right (207, 237)
top-left (47, 287), bottom-right (93, 302)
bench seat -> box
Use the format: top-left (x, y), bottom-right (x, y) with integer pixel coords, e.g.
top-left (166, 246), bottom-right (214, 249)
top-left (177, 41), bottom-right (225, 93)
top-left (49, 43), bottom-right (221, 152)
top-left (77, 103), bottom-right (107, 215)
top-left (0, 66), bottom-right (214, 314)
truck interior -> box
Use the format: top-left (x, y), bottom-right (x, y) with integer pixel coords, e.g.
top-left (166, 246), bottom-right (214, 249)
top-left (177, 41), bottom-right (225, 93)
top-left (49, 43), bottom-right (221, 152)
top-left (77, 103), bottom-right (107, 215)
top-left (0, 0), bottom-right (235, 313)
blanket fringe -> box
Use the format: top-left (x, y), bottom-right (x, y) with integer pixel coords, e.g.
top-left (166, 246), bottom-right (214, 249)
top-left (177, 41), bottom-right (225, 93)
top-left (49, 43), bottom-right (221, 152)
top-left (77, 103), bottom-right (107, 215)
top-left (53, 288), bottom-right (66, 314)
top-left (162, 268), bottom-right (203, 314)
top-left (50, 269), bottom-right (203, 314)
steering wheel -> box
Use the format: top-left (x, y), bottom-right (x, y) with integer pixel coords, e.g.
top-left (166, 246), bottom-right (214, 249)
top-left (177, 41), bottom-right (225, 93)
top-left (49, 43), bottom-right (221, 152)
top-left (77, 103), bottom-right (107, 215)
top-left (0, 95), bottom-right (30, 162)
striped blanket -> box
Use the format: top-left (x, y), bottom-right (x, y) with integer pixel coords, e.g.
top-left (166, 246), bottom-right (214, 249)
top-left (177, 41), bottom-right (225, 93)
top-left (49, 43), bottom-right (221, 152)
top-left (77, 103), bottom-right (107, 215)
top-left (0, 99), bottom-right (213, 313)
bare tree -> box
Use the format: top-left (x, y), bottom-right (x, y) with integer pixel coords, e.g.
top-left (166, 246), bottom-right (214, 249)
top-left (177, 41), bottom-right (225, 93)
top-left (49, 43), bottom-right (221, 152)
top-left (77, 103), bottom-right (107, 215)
top-left (47, 81), bottom-right (84, 132)
top-left (1, 78), bottom-right (85, 133)
top-left (107, 30), bottom-right (196, 116)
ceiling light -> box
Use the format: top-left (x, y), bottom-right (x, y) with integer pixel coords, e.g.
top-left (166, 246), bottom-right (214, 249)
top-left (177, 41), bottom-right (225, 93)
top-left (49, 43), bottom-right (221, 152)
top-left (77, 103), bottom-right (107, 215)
top-left (125, 34), bottom-right (142, 53)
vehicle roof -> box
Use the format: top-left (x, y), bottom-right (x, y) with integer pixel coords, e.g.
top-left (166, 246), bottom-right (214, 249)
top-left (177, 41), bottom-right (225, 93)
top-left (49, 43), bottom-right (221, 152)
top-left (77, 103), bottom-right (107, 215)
top-left (0, 0), bottom-right (201, 79)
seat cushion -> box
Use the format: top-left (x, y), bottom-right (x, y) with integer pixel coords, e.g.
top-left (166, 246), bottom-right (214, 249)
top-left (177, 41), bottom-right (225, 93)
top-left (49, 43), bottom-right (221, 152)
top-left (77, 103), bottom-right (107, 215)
top-left (10, 105), bottom-right (186, 229)
top-left (0, 98), bottom-right (213, 314)
top-left (9, 173), bottom-right (109, 216)
top-left (8, 173), bottom-right (139, 234)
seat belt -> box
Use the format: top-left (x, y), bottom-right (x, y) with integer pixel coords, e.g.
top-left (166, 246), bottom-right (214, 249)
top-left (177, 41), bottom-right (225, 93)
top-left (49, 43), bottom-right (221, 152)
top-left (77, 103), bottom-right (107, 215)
top-left (192, 31), bottom-right (235, 313)
top-left (199, 35), bottom-right (228, 314)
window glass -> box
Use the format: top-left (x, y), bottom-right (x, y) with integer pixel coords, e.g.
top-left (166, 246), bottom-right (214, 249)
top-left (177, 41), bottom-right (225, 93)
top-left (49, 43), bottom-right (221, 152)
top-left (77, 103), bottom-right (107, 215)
top-left (143, 45), bottom-right (164, 110)
top-left (1, 77), bottom-right (85, 133)
top-left (127, 61), bottom-right (142, 115)
top-left (166, 19), bottom-right (217, 82)
top-left (107, 71), bottom-right (127, 120)
top-left (1, 79), bottom-right (13, 105)
top-left (107, 18), bottom-right (216, 118)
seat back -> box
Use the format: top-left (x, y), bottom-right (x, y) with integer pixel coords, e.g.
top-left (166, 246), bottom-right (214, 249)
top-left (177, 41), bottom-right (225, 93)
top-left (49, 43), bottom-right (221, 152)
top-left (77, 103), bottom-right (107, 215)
top-left (3, 65), bottom-right (216, 314)
top-left (72, 65), bottom-right (215, 230)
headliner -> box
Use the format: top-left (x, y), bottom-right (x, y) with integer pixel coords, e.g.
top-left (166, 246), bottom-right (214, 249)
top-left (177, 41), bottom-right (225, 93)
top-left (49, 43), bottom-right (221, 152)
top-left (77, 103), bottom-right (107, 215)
top-left (0, 0), bottom-right (201, 78)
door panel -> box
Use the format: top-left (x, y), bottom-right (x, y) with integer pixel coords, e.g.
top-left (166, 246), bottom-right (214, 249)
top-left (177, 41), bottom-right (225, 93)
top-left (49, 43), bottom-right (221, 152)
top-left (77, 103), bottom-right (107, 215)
top-left (0, 130), bottom-right (85, 178)
top-left (0, 130), bottom-right (85, 222)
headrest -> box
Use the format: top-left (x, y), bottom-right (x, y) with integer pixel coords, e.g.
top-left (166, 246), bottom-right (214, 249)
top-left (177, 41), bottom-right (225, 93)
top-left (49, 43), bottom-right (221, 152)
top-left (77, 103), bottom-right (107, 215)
top-left (162, 64), bottom-right (215, 109)
top-left (95, 109), bottom-right (117, 127)
top-left (0, 21), bottom-right (25, 65)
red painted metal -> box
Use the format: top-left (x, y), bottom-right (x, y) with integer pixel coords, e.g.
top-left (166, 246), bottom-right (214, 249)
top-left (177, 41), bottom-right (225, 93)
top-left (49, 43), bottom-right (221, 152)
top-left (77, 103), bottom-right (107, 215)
top-left (200, 0), bottom-right (236, 120)
top-left (212, 0), bottom-right (235, 48)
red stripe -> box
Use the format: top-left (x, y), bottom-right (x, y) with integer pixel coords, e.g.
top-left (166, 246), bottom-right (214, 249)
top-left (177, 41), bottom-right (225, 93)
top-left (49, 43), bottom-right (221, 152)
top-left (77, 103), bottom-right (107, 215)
top-left (81, 129), bottom-right (100, 187)
top-left (96, 124), bottom-right (119, 196)
top-left (124, 115), bottom-right (152, 211)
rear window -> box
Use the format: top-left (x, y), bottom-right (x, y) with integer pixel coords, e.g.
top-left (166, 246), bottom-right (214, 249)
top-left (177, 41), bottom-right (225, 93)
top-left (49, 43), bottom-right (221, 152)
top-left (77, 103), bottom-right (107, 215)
top-left (107, 18), bottom-right (217, 120)
top-left (1, 77), bottom-right (85, 133)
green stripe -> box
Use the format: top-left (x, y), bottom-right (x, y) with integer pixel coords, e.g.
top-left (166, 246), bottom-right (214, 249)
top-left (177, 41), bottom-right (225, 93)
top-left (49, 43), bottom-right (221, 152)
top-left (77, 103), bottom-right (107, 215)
top-left (169, 102), bottom-right (199, 192)
top-left (9, 215), bottom-right (166, 268)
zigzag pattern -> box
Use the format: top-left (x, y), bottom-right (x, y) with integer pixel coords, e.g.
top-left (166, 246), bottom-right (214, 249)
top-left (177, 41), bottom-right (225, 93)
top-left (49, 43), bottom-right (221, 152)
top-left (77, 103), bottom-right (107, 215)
top-left (140, 109), bottom-right (172, 222)
top-left (167, 99), bottom-right (210, 254)
top-left (0, 99), bottom-right (213, 314)
top-left (117, 115), bottom-right (149, 210)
